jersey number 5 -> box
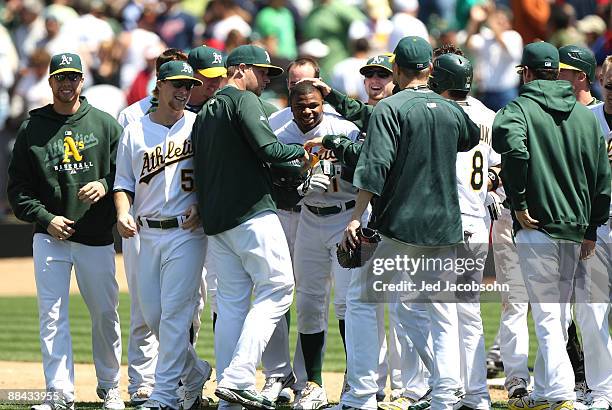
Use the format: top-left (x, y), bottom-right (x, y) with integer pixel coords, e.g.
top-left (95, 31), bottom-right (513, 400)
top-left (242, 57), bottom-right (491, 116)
top-left (181, 169), bottom-right (194, 192)
top-left (470, 151), bottom-right (484, 190)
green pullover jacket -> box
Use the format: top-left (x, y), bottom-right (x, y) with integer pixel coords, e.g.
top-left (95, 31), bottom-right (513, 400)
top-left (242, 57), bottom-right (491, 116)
top-left (492, 80), bottom-right (611, 242)
top-left (7, 97), bottom-right (122, 246)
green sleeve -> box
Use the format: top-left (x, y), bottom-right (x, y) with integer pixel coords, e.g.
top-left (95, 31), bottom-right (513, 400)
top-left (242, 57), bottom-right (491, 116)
top-left (322, 134), bottom-right (362, 168)
top-left (99, 118), bottom-right (121, 194)
top-left (325, 89), bottom-right (373, 132)
top-left (261, 99), bottom-right (279, 117)
top-left (492, 101), bottom-right (530, 211)
top-left (353, 102), bottom-right (398, 195)
top-left (7, 122), bottom-right (55, 228)
top-left (585, 133), bottom-right (612, 240)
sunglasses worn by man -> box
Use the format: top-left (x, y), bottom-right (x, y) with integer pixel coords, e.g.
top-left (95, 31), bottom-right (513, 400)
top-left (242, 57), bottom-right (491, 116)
top-left (53, 73), bottom-right (82, 82)
top-left (364, 70), bottom-right (391, 79)
top-left (167, 80), bottom-right (197, 90)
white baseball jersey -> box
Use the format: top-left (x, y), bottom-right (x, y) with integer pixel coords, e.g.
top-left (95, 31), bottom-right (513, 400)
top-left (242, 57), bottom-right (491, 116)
top-left (114, 111), bottom-right (197, 219)
top-left (273, 112), bottom-right (361, 207)
top-left (268, 104), bottom-right (341, 131)
top-left (117, 95), bottom-right (154, 128)
top-left (455, 96), bottom-right (501, 218)
top-left (587, 102), bottom-right (612, 217)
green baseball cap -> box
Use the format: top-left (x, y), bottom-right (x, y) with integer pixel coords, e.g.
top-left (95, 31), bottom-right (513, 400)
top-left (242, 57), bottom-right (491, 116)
top-left (517, 41), bottom-right (559, 70)
top-left (157, 61), bottom-right (203, 85)
top-left (359, 54), bottom-right (394, 74)
top-left (392, 36), bottom-right (432, 70)
top-left (558, 44), bottom-right (596, 82)
top-left (225, 45), bottom-right (284, 77)
top-left (188, 46), bottom-right (227, 78)
top-left (49, 53), bottom-right (83, 76)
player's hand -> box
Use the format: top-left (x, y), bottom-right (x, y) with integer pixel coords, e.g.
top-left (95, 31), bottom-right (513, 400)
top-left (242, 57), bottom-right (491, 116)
top-left (580, 239), bottom-right (596, 260)
top-left (300, 150), bottom-right (311, 164)
top-left (514, 209), bottom-right (539, 230)
top-left (342, 219), bottom-right (362, 251)
top-left (47, 216), bottom-right (75, 240)
top-left (116, 213), bottom-right (137, 238)
top-left (297, 173), bottom-right (330, 196)
top-left (304, 137), bottom-right (324, 152)
top-left (181, 204), bottom-right (201, 232)
top-left (296, 78), bottom-right (331, 97)
top-left (78, 181), bottom-right (106, 204)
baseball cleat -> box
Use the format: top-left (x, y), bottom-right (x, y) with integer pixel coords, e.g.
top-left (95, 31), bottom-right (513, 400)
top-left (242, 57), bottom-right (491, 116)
top-left (131, 387), bottom-right (154, 406)
top-left (508, 395), bottom-right (549, 410)
top-left (215, 387), bottom-right (276, 410)
top-left (292, 381), bottom-right (328, 410)
top-left (506, 377), bottom-right (529, 399)
top-left (138, 399), bottom-right (177, 410)
top-left (408, 388), bottom-right (432, 410)
top-left (261, 372), bottom-right (297, 403)
top-left (550, 401), bottom-right (574, 410)
top-left (377, 392), bottom-right (387, 402)
top-left (588, 398), bottom-right (612, 410)
top-left (31, 397), bottom-right (75, 410)
top-left (277, 388), bottom-right (292, 404)
top-left (182, 360), bottom-right (214, 410)
top-left (97, 386), bottom-right (125, 410)
top-left (575, 382), bottom-right (591, 410)
top-left (378, 397), bottom-right (415, 410)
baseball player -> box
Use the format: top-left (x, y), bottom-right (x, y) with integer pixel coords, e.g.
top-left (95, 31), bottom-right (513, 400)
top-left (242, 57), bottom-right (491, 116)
top-left (116, 47), bottom-right (189, 406)
top-left (192, 44), bottom-right (308, 410)
top-left (558, 46), bottom-right (612, 410)
top-left (270, 81), bottom-right (366, 410)
top-left (114, 60), bottom-right (212, 410)
top-left (7, 53), bottom-right (124, 410)
top-left (493, 41), bottom-right (610, 410)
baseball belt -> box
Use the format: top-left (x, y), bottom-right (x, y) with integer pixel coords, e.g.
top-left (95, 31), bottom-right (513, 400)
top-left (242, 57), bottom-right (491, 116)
top-left (305, 200), bottom-right (355, 216)
top-left (137, 216), bottom-right (185, 229)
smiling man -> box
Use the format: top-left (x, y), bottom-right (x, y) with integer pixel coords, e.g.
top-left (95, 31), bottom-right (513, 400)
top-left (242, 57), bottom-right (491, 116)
top-left (7, 52), bottom-right (124, 410)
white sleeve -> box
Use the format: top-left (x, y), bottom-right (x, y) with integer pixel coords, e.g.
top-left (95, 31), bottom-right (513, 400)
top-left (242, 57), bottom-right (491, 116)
top-left (488, 147), bottom-right (501, 167)
top-left (113, 127), bottom-right (136, 194)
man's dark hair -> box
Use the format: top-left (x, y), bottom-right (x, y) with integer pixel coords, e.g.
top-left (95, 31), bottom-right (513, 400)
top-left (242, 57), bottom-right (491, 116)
top-left (352, 38), bottom-right (370, 54)
top-left (155, 48), bottom-right (188, 74)
top-left (433, 44), bottom-right (464, 58)
top-left (532, 68), bottom-right (559, 81)
top-left (398, 65), bottom-right (431, 81)
top-left (448, 90), bottom-right (469, 100)
top-left (289, 81), bottom-right (322, 104)
top-left (287, 58), bottom-right (320, 78)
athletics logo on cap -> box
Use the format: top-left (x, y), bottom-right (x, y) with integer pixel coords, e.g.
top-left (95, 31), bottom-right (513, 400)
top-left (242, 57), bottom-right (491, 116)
top-left (181, 62), bottom-right (193, 74)
top-left (372, 56), bottom-right (383, 64)
top-left (213, 52), bottom-right (223, 64)
top-left (265, 51), bottom-right (271, 63)
top-left (60, 54), bottom-right (73, 65)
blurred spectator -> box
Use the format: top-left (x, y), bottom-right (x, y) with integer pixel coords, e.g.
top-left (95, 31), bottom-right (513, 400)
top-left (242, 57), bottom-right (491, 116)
top-left (0, 23), bottom-right (18, 127)
top-left (348, 0), bottom-right (393, 53)
top-left (330, 37), bottom-right (370, 102)
top-left (205, 0), bottom-right (252, 44)
top-left (90, 39), bottom-right (123, 86)
top-left (45, 0), bottom-right (79, 25)
top-left (577, 14), bottom-right (607, 49)
top-left (35, 10), bottom-right (80, 57)
top-left (224, 28), bottom-right (249, 53)
top-left (464, 3), bottom-right (522, 111)
top-left (455, 0), bottom-right (487, 31)
top-left (12, 0), bottom-right (46, 68)
top-left (548, 3), bottom-right (585, 47)
top-left (510, 0), bottom-right (550, 43)
top-left (388, 0), bottom-right (429, 51)
top-left (563, 0), bottom-right (597, 20)
top-left (303, 0), bottom-right (366, 80)
top-left (118, 1), bottom-right (163, 90)
top-left (73, 0), bottom-right (115, 60)
top-left (10, 48), bottom-right (53, 120)
top-left (420, 0), bottom-right (459, 28)
top-left (254, 0), bottom-right (298, 60)
top-left (83, 84), bottom-right (127, 118)
top-left (125, 42), bottom-right (165, 105)
top-left (156, 0), bottom-right (202, 50)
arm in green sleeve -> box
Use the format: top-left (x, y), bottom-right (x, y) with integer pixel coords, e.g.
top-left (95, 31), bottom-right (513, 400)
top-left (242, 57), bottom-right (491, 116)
top-left (322, 134), bottom-right (362, 168)
top-left (324, 89), bottom-right (373, 132)
top-left (257, 142), bottom-right (305, 163)
top-left (7, 123), bottom-right (55, 227)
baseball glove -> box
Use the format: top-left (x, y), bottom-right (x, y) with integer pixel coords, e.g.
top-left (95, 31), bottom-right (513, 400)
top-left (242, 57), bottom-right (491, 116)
top-left (336, 227), bottom-right (381, 268)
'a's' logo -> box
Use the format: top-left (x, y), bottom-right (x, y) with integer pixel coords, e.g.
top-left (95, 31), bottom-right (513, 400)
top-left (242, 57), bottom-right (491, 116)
top-left (62, 131), bottom-right (84, 163)
top-left (60, 54), bottom-right (73, 65)
top-left (213, 52), bottom-right (223, 64)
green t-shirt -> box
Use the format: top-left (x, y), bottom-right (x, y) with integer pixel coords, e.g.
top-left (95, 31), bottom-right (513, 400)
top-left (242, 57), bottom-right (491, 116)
top-left (354, 89), bottom-right (480, 246)
top-left (192, 85), bottom-right (304, 235)
top-left (255, 6), bottom-right (297, 60)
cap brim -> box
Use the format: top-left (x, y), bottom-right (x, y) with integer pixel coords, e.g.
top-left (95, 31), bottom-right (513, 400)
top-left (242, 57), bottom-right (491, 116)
top-left (359, 64), bottom-right (393, 74)
top-left (198, 66), bottom-right (227, 78)
top-left (253, 64), bottom-right (284, 77)
top-left (163, 75), bottom-right (204, 85)
top-left (49, 67), bottom-right (83, 76)
top-left (559, 62), bottom-right (581, 72)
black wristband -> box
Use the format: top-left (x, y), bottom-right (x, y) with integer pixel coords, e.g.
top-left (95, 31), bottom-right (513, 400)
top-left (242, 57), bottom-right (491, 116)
top-left (488, 168), bottom-right (500, 191)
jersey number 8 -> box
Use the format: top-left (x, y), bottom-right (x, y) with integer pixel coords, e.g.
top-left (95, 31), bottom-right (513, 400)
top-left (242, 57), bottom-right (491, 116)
top-left (470, 151), bottom-right (484, 191)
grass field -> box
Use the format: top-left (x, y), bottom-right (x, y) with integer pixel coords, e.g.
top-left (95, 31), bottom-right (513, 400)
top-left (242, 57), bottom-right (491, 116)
top-left (0, 293), bottom-right (535, 409)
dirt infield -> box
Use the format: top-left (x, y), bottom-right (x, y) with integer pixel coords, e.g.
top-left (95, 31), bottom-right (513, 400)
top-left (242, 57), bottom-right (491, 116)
top-left (0, 257), bottom-right (508, 404)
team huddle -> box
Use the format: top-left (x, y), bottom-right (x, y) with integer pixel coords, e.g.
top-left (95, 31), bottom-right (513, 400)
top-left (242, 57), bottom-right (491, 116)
top-left (6, 34), bottom-right (612, 410)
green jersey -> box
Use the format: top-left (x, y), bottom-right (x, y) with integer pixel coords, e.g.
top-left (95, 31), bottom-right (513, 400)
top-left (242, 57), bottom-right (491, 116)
top-left (193, 85), bottom-right (305, 235)
top-left (354, 89), bottom-right (480, 246)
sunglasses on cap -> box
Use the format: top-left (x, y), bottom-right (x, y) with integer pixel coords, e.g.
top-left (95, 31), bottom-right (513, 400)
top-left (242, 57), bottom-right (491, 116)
top-left (364, 70), bottom-right (392, 79)
top-left (167, 80), bottom-right (196, 90)
top-left (53, 73), bottom-right (82, 82)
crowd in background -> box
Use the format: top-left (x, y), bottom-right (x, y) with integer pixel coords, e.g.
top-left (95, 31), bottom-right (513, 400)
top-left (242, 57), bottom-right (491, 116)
top-left (0, 0), bottom-right (610, 216)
